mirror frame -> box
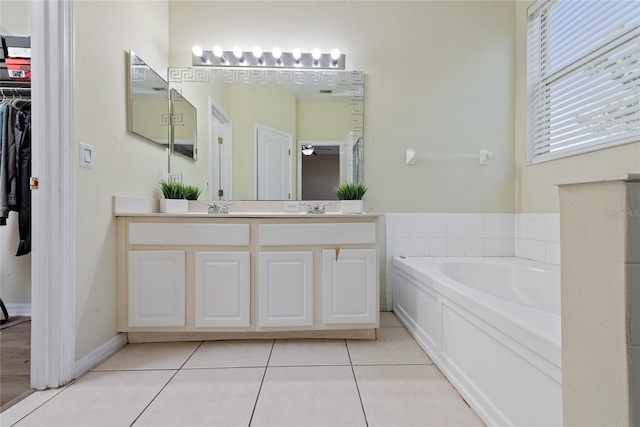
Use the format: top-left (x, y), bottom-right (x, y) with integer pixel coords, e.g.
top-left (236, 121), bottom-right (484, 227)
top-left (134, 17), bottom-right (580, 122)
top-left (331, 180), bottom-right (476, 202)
top-left (127, 51), bottom-right (170, 148)
top-left (169, 88), bottom-right (198, 160)
top-left (167, 68), bottom-right (365, 184)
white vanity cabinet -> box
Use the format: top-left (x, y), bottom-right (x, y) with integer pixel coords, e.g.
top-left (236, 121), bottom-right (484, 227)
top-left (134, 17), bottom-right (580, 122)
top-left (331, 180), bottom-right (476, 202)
top-left (322, 249), bottom-right (377, 324)
top-left (194, 252), bottom-right (250, 327)
top-left (118, 219), bottom-right (251, 331)
top-left (258, 251), bottom-right (313, 327)
top-left (116, 213), bottom-right (380, 339)
top-left (128, 250), bottom-right (186, 327)
top-left (256, 222), bottom-right (378, 331)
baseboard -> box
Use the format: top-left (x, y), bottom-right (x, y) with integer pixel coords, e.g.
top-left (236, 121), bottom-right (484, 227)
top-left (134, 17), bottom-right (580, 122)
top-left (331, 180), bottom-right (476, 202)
top-left (73, 333), bottom-right (127, 379)
top-left (5, 303), bottom-right (31, 317)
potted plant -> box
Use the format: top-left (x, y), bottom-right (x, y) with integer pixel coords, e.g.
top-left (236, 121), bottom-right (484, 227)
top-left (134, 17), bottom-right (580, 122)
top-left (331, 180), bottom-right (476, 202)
top-left (336, 182), bottom-right (367, 213)
top-left (182, 184), bottom-right (202, 201)
top-left (159, 181), bottom-right (188, 213)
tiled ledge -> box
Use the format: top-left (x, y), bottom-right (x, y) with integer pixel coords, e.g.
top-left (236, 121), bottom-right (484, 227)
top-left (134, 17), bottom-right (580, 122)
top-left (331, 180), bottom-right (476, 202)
top-left (385, 212), bottom-right (561, 310)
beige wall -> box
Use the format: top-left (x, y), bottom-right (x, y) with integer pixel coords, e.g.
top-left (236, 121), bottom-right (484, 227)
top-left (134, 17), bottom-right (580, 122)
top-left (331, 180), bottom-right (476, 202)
top-left (297, 101), bottom-right (351, 141)
top-left (513, 1), bottom-right (640, 213)
top-left (168, 0), bottom-right (517, 213)
top-left (0, 0), bottom-right (30, 35)
top-left (74, 0), bottom-right (169, 359)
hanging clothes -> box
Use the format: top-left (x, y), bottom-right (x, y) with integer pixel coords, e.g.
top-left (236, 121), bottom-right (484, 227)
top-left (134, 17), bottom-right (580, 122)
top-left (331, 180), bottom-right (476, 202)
top-left (0, 98), bottom-right (31, 255)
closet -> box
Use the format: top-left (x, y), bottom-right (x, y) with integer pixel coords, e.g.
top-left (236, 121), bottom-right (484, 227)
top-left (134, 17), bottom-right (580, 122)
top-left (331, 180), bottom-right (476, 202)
top-left (0, 26), bottom-right (33, 410)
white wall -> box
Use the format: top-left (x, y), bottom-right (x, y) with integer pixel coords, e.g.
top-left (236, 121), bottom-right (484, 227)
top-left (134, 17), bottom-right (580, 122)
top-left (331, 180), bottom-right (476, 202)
top-left (513, 1), bottom-right (640, 213)
top-left (74, 0), bottom-right (169, 359)
top-left (168, 1), bottom-right (516, 214)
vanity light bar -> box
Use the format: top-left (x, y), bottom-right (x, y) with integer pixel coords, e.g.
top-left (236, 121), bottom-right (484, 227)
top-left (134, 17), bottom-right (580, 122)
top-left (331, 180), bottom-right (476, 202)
top-left (191, 46), bottom-right (345, 70)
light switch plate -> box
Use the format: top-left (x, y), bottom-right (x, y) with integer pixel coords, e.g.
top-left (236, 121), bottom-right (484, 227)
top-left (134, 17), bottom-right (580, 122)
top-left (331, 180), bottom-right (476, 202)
top-left (79, 142), bottom-right (94, 169)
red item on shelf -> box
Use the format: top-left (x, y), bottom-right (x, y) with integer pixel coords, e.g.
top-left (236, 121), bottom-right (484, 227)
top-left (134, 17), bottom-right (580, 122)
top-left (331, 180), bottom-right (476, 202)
top-left (5, 58), bottom-right (31, 83)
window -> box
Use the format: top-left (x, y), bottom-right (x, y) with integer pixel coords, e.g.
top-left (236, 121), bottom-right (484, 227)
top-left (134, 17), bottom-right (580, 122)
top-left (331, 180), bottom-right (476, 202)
top-left (527, 0), bottom-right (640, 164)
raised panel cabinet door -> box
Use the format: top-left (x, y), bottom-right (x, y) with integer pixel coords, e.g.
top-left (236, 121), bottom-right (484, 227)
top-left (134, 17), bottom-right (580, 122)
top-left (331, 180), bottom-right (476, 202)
top-left (258, 251), bottom-right (313, 327)
top-left (194, 252), bottom-right (250, 327)
top-left (128, 250), bottom-right (185, 327)
top-left (322, 249), bottom-right (377, 324)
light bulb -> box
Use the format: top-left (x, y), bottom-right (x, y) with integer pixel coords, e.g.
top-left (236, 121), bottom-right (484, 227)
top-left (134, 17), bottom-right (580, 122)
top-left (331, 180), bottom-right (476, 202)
top-left (272, 47), bottom-right (282, 59)
top-left (213, 45), bottom-right (224, 58)
top-left (192, 45), bottom-right (203, 57)
top-left (233, 46), bottom-right (243, 59)
top-left (331, 49), bottom-right (340, 60)
top-left (292, 48), bottom-right (302, 60)
top-left (312, 48), bottom-right (322, 60)
top-left (252, 46), bottom-right (262, 58)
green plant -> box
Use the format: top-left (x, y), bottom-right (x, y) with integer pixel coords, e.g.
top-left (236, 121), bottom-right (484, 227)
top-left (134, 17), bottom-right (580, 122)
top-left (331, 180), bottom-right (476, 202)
top-left (335, 182), bottom-right (367, 200)
top-left (160, 181), bottom-right (184, 199)
top-left (182, 184), bottom-right (202, 200)
top-left (159, 182), bottom-right (202, 200)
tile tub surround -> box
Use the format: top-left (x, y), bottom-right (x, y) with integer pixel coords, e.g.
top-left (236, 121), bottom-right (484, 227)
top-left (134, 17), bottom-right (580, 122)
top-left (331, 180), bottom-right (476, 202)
top-left (385, 213), bottom-right (560, 309)
top-left (2, 313), bottom-right (484, 427)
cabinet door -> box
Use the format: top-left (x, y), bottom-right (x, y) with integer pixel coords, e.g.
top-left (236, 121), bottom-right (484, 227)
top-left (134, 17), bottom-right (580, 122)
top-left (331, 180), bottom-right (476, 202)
top-left (128, 250), bottom-right (185, 327)
top-left (194, 252), bottom-right (250, 328)
top-left (258, 251), bottom-right (313, 327)
top-left (322, 249), bottom-right (377, 324)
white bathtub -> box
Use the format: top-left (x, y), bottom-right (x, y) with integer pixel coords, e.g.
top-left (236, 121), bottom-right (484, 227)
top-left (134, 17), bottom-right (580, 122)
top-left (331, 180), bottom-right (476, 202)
top-left (392, 257), bottom-right (562, 427)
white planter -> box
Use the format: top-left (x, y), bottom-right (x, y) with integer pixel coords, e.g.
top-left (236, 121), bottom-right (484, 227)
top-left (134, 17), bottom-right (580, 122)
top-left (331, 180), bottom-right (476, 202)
top-left (159, 198), bottom-right (188, 213)
top-left (340, 200), bottom-right (364, 213)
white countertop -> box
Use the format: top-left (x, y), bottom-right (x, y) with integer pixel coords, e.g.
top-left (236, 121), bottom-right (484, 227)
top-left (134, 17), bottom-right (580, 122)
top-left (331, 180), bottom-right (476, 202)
top-left (112, 195), bottom-right (381, 218)
top-left (114, 212), bottom-right (381, 218)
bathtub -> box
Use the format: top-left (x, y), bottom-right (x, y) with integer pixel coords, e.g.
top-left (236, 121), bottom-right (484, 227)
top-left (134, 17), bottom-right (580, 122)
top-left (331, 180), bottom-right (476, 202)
top-left (392, 257), bottom-right (561, 427)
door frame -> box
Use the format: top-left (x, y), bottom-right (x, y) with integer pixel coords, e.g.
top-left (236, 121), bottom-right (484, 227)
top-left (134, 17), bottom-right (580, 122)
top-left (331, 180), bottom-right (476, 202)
top-left (30, 0), bottom-right (76, 388)
top-left (209, 97), bottom-right (232, 200)
top-left (253, 123), bottom-right (293, 200)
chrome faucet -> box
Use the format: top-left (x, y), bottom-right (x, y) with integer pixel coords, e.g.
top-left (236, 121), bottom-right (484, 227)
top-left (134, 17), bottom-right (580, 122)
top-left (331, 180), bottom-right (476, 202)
top-left (203, 202), bottom-right (232, 214)
top-left (301, 202), bottom-right (331, 214)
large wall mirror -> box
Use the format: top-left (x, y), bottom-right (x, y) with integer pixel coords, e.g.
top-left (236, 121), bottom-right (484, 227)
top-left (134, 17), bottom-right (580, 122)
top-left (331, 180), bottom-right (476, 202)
top-left (128, 51), bottom-right (197, 160)
top-left (168, 68), bottom-right (364, 200)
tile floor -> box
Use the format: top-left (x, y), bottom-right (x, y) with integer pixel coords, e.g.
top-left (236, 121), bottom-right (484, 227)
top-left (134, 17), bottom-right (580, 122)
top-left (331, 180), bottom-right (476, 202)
top-left (1, 313), bottom-right (484, 426)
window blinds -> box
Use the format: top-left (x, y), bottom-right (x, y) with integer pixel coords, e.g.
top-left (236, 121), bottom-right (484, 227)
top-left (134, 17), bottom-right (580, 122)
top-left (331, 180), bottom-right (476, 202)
top-left (527, 0), bottom-right (640, 163)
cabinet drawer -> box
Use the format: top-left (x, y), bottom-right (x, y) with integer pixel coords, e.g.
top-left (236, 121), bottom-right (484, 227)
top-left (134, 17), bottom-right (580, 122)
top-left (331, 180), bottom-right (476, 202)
top-left (259, 223), bottom-right (375, 246)
top-left (129, 223), bottom-right (250, 246)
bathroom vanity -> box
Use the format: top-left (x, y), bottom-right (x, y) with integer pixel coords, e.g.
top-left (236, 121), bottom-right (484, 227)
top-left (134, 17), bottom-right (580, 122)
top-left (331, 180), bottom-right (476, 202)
top-left (115, 204), bottom-right (380, 342)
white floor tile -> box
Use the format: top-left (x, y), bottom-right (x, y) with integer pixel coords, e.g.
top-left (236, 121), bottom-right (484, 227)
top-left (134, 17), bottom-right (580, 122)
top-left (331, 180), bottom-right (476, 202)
top-left (347, 327), bottom-right (432, 365)
top-left (354, 365), bottom-right (485, 426)
top-left (0, 388), bottom-right (65, 427)
top-left (15, 370), bottom-right (175, 426)
top-left (251, 366), bottom-right (366, 427)
top-left (269, 339), bottom-right (349, 366)
top-left (183, 340), bottom-right (273, 369)
top-left (93, 342), bottom-right (200, 371)
top-left (379, 311), bottom-right (403, 327)
top-left (133, 368), bottom-right (263, 426)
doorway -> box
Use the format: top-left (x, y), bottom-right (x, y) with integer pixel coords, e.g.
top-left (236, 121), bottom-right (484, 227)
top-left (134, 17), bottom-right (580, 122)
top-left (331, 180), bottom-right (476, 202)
top-left (254, 123), bottom-right (292, 200)
top-left (0, 1), bottom-right (34, 410)
top-left (298, 141), bottom-right (341, 200)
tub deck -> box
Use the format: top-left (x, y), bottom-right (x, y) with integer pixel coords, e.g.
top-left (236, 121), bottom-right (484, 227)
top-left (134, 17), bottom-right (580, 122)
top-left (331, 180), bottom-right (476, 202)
top-left (392, 256), bottom-right (562, 427)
